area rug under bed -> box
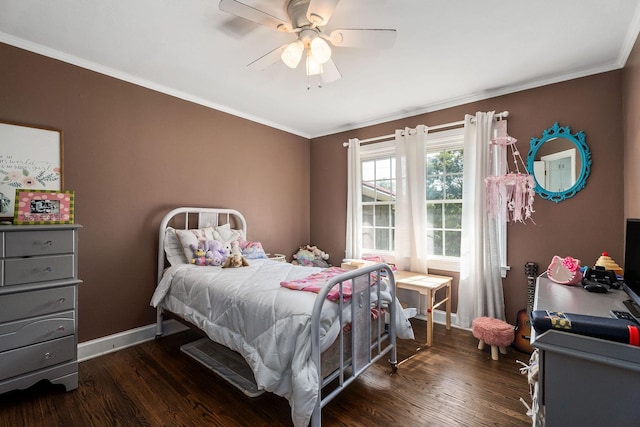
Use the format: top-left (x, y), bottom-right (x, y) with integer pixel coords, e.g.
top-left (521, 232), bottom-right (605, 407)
top-left (180, 337), bottom-right (264, 397)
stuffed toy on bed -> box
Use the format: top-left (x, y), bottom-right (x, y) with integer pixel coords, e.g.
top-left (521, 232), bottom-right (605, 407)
top-left (189, 240), bottom-right (228, 266)
top-left (204, 239), bottom-right (228, 266)
top-left (223, 240), bottom-right (249, 268)
top-left (189, 243), bottom-right (214, 266)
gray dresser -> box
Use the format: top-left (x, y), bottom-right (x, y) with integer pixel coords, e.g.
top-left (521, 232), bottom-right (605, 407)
top-left (0, 224), bottom-right (81, 394)
top-left (532, 275), bottom-right (640, 426)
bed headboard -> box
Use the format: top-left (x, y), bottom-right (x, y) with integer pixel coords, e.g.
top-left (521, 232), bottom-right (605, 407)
top-left (157, 207), bottom-right (247, 282)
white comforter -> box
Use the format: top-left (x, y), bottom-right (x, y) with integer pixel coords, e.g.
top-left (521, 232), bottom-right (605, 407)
top-left (150, 259), bottom-right (412, 427)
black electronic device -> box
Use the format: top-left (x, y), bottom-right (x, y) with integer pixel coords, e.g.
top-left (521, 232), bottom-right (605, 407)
top-left (623, 219), bottom-right (640, 315)
top-left (583, 265), bottom-right (620, 289)
top-left (583, 281), bottom-right (608, 293)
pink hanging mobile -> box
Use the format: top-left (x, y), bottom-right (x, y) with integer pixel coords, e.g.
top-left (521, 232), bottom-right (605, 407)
top-left (485, 135), bottom-right (535, 223)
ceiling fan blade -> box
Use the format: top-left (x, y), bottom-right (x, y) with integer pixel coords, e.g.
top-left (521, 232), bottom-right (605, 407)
top-left (306, 0), bottom-right (340, 26)
top-left (219, 0), bottom-right (292, 32)
top-left (321, 58), bottom-right (341, 83)
top-left (247, 44), bottom-right (287, 70)
top-left (329, 29), bottom-right (397, 49)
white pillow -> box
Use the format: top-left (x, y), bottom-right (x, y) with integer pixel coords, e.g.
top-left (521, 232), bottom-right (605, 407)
top-left (164, 227), bottom-right (188, 266)
top-left (212, 223), bottom-right (245, 244)
top-left (174, 227), bottom-right (216, 262)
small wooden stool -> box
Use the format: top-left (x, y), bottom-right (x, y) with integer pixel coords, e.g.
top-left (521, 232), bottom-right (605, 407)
top-left (394, 272), bottom-right (452, 347)
top-left (472, 317), bottom-right (514, 360)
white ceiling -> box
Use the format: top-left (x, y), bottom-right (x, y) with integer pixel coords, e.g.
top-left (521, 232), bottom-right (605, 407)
top-left (1, 0), bottom-right (639, 138)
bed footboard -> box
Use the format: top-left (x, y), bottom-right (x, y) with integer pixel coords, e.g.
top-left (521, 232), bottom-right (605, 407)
top-left (310, 263), bottom-right (397, 427)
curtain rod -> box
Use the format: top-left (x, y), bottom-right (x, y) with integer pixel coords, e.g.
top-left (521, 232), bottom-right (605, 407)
top-left (342, 110), bottom-right (509, 147)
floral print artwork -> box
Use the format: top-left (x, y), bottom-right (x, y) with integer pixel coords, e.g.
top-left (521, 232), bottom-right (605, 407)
top-left (1, 167), bottom-right (60, 188)
top-left (0, 122), bottom-right (63, 216)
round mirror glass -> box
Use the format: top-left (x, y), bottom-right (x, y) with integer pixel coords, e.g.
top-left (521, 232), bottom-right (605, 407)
top-left (526, 123), bottom-right (592, 203)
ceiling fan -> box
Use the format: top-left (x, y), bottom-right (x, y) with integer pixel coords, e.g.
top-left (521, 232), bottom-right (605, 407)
top-left (218, 0), bottom-right (397, 87)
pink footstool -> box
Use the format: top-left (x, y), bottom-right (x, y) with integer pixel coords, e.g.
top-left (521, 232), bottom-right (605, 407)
top-left (472, 317), bottom-right (514, 360)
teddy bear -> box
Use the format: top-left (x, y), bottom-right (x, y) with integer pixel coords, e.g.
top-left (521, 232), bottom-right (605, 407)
top-left (204, 239), bottom-right (228, 266)
top-left (189, 242), bottom-right (214, 266)
top-left (223, 240), bottom-right (249, 268)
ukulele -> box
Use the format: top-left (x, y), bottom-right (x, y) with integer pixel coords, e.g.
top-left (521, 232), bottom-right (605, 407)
top-left (513, 261), bottom-right (538, 354)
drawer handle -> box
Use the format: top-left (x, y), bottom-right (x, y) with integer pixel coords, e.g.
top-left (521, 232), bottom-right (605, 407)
top-left (44, 352), bottom-right (51, 360)
top-left (57, 298), bottom-right (66, 304)
top-left (42, 266), bottom-right (53, 273)
top-left (42, 240), bottom-right (53, 246)
top-left (57, 326), bottom-right (65, 332)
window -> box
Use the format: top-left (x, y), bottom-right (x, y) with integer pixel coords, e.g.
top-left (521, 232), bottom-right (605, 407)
top-left (426, 146), bottom-right (463, 258)
top-left (361, 156), bottom-right (396, 252)
top-left (359, 129), bottom-right (464, 271)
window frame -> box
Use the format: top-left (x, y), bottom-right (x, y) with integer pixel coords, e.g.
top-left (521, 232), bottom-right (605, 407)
top-left (360, 140), bottom-right (396, 257)
top-left (423, 128), bottom-right (466, 271)
top-left (358, 128), bottom-right (509, 275)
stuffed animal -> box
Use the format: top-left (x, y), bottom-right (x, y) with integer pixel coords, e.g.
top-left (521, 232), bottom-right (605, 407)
top-left (291, 244), bottom-right (330, 268)
top-left (189, 242), bottom-right (214, 266)
top-left (291, 245), bottom-right (314, 266)
top-left (308, 245), bottom-right (330, 268)
top-left (223, 241), bottom-right (249, 268)
top-left (204, 239), bottom-right (228, 266)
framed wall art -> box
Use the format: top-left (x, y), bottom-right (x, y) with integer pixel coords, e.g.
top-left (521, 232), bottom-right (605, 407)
top-left (14, 189), bottom-right (74, 224)
top-left (0, 121), bottom-right (63, 219)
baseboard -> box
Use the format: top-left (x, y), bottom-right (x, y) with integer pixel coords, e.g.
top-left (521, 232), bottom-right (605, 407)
top-left (415, 309), bottom-right (468, 330)
top-left (77, 319), bottom-right (189, 362)
top-left (78, 310), bottom-right (464, 363)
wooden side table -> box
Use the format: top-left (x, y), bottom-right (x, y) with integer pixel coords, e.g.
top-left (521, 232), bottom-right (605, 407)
top-left (394, 271), bottom-right (452, 347)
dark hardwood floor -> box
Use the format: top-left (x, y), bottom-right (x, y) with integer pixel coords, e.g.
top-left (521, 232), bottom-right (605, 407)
top-left (1, 319), bottom-right (532, 426)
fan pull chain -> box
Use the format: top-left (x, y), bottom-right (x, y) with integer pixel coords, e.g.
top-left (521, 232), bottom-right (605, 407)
top-left (307, 73), bottom-right (323, 90)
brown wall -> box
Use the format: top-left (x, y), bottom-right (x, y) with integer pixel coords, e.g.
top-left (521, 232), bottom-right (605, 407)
top-left (623, 36), bottom-right (640, 219)
top-left (311, 71), bottom-right (625, 324)
top-left (0, 43), bottom-right (311, 342)
top-left (1, 38), bottom-right (632, 340)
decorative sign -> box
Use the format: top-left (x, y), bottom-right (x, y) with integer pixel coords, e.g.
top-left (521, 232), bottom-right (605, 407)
top-left (14, 189), bottom-right (74, 224)
top-left (0, 121), bottom-right (63, 218)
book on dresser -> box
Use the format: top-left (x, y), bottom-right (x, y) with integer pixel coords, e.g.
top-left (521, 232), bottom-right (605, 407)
top-left (0, 224), bottom-right (82, 394)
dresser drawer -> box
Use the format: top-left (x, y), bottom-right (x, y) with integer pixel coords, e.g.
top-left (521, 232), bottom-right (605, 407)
top-left (5, 230), bottom-right (74, 257)
top-left (0, 310), bottom-right (75, 352)
top-left (0, 285), bottom-right (75, 323)
top-left (4, 255), bottom-right (75, 286)
top-left (0, 335), bottom-right (75, 381)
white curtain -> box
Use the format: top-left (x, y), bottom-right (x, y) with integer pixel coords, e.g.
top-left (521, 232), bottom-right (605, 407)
top-left (457, 112), bottom-right (505, 328)
top-left (394, 125), bottom-right (428, 273)
top-left (345, 138), bottom-right (362, 259)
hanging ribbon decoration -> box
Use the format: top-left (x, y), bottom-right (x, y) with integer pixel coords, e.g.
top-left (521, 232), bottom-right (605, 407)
top-left (485, 136), bottom-right (536, 223)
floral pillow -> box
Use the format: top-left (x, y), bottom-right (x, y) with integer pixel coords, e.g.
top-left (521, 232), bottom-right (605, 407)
top-left (238, 239), bottom-right (268, 259)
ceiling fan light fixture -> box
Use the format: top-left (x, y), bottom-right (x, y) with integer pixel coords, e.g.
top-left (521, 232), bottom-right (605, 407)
top-left (306, 52), bottom-right (323, 76)
top-left (281, 40), bottom-right (304, 68)
top-left (310, 37), bottom-right (331, 64)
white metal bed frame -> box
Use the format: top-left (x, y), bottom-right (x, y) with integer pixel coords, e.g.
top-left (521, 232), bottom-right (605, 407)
top-left (154, 207), bottom-right (398, 427)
